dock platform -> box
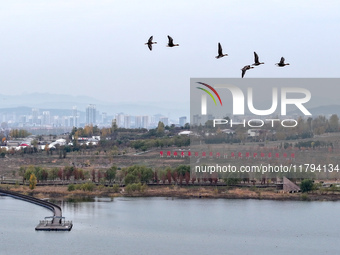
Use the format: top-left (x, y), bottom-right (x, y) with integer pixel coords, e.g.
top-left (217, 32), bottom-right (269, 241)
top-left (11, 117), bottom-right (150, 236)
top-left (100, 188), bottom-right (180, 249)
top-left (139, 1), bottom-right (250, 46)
top-left (35, 216), bottom-right (73, 231)
top-left (0, 188), bottom-right (73, 231)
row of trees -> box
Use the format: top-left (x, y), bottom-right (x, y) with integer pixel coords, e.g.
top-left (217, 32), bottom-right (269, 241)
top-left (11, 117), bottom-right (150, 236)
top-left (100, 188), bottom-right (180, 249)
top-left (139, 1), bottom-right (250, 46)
top-left (16, 164), bottom-right (197, 186)
top-left (131, 136), bottom-right (190, 151)
top-left (17, 164), bottom-right (323, 191)
top-left (8, 129), bottom-right (31, 138)
top-left (18, 165), bottom-right (117, 184)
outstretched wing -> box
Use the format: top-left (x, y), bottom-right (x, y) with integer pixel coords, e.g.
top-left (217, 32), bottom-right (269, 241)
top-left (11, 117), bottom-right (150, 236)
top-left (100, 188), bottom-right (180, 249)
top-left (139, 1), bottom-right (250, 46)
top-left (218, 43), bottom-right (223, 55)
top-left (242, 69), bottom-right (246, 78)
top-left (148, 43), bottom-right (152, 51)
top-left (167, 35), bottom-right (174, 45)
top-left (254, 52), bottom-right (259, 63)
top-left (148, 36), bottom-right (153, 43)
top-left (241, 66), bottom-right (248, 78)
top-left (280, 57), bottom-right (285, 65)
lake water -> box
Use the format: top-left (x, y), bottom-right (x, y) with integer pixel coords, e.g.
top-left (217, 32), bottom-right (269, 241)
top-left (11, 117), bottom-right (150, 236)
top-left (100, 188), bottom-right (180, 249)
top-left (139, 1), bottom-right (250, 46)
top-left (0, 196), bottom-right (339, 255)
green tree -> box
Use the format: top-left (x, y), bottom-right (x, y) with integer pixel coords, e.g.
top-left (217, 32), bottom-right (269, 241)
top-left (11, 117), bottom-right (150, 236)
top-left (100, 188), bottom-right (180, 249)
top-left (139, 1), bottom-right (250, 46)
top-left (123, 165), bottom-right (154, 185)
top-left (124, 173), bottom-right (139, 185)
top-left (224, 178), bottom-right (241, 186)
top-left (23, 165), bottom-right (35, 182)
top-left (300, 179), bottom-right (314, 193)
top-left (140, 166), bottom-right (154, 184)
top-left (106, 166), bottom-right (117, 184)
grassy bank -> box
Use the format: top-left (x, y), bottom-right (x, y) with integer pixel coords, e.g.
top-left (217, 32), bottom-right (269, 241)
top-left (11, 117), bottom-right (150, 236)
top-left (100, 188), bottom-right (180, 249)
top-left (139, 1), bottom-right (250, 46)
top-left (2, 184), bottom-right (340, 201)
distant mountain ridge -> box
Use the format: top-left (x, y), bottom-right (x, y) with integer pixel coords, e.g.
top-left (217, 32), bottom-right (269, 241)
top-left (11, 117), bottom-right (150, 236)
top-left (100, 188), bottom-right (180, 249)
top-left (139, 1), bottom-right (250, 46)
top-left (289, 104), bottom-right (340, 117)
top-left (0, 93), bottom-right (189, 119)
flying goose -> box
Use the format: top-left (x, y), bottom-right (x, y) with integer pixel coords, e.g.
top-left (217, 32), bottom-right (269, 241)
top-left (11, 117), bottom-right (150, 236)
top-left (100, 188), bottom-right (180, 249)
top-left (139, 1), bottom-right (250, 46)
top-left (145, 36), bottom-right (157, 51)
top-left (215, 43), bottom-right (228, 59)
top-left (241, 65), bottom-right (254, 78)
top-left (252, 52), bottom-right (264, 66)
top-left (276, 57), bottom-right (290, 67)
top-left (167, 35), bottom-right (179, 47)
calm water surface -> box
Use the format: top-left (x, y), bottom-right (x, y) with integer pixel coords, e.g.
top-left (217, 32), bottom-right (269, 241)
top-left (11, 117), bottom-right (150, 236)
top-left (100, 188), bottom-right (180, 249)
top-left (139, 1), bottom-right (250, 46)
top-left (0, 196), bottom-right (339, 255)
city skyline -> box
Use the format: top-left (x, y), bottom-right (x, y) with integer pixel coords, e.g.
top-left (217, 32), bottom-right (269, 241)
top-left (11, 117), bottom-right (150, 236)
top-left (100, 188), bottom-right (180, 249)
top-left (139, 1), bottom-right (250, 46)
top-left (0, 104), bottom-right (187, 130)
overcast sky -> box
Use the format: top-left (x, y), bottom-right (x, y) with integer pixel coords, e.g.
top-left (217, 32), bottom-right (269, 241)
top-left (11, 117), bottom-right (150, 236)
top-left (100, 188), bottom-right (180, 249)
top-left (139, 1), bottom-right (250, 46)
top-left (0, 0), bottom-right (339, 110)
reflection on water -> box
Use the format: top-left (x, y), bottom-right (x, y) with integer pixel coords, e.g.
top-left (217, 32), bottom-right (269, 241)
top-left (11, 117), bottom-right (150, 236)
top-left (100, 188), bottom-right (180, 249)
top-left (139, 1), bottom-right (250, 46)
top-left (1, 196), bottom-right (339, 255)
top-left (65, 196), bottom-right (95, 203)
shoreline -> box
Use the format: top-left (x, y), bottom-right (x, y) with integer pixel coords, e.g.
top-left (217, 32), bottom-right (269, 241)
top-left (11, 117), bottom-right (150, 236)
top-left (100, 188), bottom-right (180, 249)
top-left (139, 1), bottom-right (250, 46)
top-left (2, 184), bottom-right (340, 202)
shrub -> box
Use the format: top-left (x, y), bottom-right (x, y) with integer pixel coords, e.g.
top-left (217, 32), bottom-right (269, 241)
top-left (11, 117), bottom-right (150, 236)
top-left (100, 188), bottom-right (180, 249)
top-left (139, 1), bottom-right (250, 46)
top-left (125, 183), bottom-right (143, 194)
top-left (112, 184), bottom-right (120, 193)
top-left (125, 184), bottom-right (133, 194)
top-left (140, 184), bottom-right (148, 193)
top-left (224, 178), bottom-right (240, 186)
top-left (74, 184), bottom-right (82, 190)
top-left (301, 193), bottom-right (310, 201)
top-left (81, 182), bottom-right (95, 192)
top-left (68, 184), bottom-right (76, 191)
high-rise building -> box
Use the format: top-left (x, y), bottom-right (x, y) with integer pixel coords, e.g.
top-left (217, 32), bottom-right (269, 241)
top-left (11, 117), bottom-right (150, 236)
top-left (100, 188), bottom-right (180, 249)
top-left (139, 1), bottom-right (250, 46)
top-left (179, 116), bottom-right (187, 127)
top-left (116, 113), bottom-right (125, 128)
top-left (102, 112), bottom-right (107, 124)
top-left (32, 108), bottom-right (39, 125)
top-left (42, 111), bottom-right (50, 126)
top-left (142, 116), bottom-right (149, 129)
top-left (135, 116), bottom-right (142, 128)
top-left (86, 104), bottom-right (96, 125)
top-left (53, 116), bottom-right (61, 127)
top-left (124, 115), bottom-right (131, 128)
top-left (159, 117), bottom-right (168, 126)
top-left (72, 106), bottom-right (78, 127)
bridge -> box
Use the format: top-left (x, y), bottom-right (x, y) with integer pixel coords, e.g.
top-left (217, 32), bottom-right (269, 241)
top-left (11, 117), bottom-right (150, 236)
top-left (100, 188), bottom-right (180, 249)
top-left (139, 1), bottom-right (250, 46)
top-left (0, 188), bottom-right (72, 231)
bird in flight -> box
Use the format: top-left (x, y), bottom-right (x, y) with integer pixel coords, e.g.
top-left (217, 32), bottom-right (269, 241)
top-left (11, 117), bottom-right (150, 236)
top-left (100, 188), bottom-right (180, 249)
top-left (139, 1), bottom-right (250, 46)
top-left (241, 65), bottom-right (254, 78)
top-left (252, 52), bottom-right (264, 66)
top-left (145, 36), bottom-right (157, 51)
top-left (167, 35), bottom-right (179, 47)
top-left (276, 57), bottom-right (290, 67)
top-left (215, 43), bottom-right (228, 59)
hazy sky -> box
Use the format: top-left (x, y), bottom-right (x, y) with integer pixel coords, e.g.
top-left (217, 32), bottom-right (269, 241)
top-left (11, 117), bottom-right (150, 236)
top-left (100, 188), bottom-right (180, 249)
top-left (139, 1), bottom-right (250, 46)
top-left (0, 0), bottom-right (340, 109)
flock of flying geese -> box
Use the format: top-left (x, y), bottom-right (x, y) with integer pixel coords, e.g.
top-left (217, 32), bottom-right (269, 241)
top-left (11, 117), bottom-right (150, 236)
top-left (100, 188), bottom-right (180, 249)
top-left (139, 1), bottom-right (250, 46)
top-left (145, 35), bottom-right (290, 78)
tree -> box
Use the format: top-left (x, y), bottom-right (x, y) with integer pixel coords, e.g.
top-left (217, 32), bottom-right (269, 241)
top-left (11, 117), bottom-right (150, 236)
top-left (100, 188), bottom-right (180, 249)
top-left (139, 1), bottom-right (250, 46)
top-left (184, 123), bottom-right (190, 129)
top-left (140, 166), bottom-right (153, 184)
top-left (224, 178), bottom-right (241, 186)
top-left (156, 121), bottom-right (165, 136)
top-left (124, 173), bottom-right (139, 185)
top-left (23, 165), bottom-right (35, 182)
top-left (29, 173), bottom-right (37, 190)
top-left (123, 165), bottom-right (154, 185)
top-left (19, 166), bottom-right (26, 183)
top-left (111, 119), bottom-right (118, 140)
top-left (105, 166), bottom-right (117, 183)
top-left (45, 144), bottom-right (50, 156)
top-left (329, 114), bottom-right (339, 132)
top-left (9, 129), bottom-right (31, 138)
top-left (176, 165), bottom-right (190, 185)
top-left (300, 179), bottom-right (314, 193)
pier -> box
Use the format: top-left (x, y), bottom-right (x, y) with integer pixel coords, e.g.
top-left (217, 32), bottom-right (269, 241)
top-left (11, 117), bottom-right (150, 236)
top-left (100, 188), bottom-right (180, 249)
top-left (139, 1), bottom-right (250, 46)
top-left (0, 188), bottom-right (72, 231)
